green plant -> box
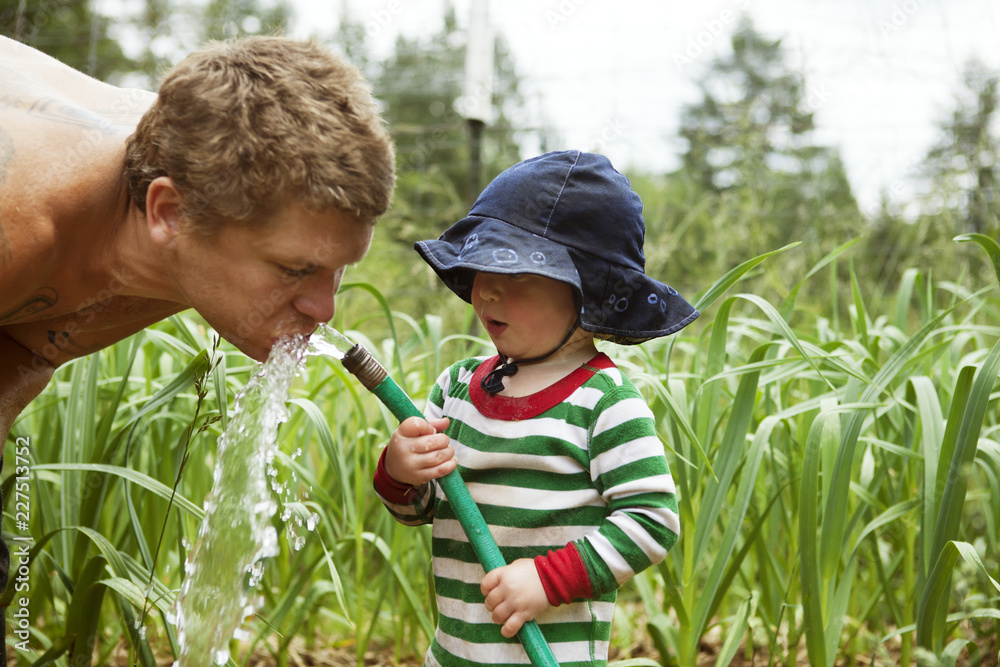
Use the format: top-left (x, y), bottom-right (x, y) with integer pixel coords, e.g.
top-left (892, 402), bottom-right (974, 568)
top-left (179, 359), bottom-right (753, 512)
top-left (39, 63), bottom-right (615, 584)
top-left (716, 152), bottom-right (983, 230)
top-left (5, 241), bottom-right (998, 666)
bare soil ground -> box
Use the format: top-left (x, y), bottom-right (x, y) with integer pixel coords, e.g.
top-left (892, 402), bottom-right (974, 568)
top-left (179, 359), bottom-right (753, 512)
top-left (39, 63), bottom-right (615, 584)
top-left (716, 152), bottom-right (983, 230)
top-left (7, 630), bottom-right (996, 666)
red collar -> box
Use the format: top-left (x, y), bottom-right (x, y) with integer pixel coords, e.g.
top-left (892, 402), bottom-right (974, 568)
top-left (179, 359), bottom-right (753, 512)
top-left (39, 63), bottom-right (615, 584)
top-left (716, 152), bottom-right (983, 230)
top-left (469, 353), bottom-right (616, 421)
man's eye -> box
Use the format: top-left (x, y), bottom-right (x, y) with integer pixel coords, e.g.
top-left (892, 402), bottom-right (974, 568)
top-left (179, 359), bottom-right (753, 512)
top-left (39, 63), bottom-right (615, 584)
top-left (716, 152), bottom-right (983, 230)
top-left (281, 265), bottom-right (313, 279)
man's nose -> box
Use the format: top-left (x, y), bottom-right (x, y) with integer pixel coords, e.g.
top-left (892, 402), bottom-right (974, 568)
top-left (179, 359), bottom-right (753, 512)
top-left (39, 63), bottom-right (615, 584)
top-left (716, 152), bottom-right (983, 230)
top-left (292, 275), bottom-right (338, 323)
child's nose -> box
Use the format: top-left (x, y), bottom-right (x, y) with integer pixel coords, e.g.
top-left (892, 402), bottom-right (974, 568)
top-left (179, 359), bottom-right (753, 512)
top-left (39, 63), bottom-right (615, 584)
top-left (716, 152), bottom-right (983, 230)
top-left (476, 275), bottom-right (502, 302)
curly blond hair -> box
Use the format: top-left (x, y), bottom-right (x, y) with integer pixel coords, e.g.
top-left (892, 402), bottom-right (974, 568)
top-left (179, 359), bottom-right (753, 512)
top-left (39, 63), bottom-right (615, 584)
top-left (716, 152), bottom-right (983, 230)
top-left (124, 35), bottom-right (395, 232)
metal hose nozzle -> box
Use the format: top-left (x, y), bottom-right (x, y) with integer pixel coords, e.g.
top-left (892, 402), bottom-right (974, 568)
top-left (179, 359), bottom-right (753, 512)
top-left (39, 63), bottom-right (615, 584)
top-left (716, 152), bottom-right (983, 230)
top-left (341, 344), bottom-right (386, 391)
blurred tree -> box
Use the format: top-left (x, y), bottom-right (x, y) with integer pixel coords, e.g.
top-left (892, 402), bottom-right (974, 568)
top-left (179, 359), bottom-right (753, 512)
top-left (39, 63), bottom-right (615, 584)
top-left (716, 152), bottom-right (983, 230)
top-left (665, 17), bottom-right (862, 305)
top-left (1, 0), bottom-right (136, 83)
top-left (126, 0), bottom-right (292, 87)
top-left (376, 2), bottom-right (523, 235)
top-left (921, 58), bottom-right (1000, 237)
top-left (339, 1), bottom-right (525, 337)
top-left (1, 0), bottom-right (293, 87)
top-left (375, 4), bottom-right (470, 246)
top-left (328, 4), bottom-right (375, 81)
top-left (679, 18), bottom-right (816, 196)
top-left (201, 0), bottom-right (291, 43)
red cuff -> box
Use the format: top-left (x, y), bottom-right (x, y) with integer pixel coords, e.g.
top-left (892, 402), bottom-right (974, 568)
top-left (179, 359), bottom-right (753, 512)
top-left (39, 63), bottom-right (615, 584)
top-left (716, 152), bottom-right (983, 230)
top-left (373, 448), bottom-right (415, 504)
top-left (534, 543), bottom-right (594, 606)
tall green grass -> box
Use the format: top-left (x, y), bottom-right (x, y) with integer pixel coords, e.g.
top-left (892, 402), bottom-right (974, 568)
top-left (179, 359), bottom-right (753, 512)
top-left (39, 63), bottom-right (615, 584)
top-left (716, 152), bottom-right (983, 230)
top-left (3, 235), bottom-right (998, 666)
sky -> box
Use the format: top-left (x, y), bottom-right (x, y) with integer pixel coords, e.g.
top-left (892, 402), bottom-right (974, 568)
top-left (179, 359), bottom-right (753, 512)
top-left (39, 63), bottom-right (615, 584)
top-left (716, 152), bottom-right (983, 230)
top-left (283, 0), bottom-right (1000, 218)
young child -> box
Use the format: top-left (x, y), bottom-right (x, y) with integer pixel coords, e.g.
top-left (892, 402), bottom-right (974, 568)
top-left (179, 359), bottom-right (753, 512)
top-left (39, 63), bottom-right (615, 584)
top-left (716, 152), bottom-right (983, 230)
top-left (373, 150), bottom-right (699, 667)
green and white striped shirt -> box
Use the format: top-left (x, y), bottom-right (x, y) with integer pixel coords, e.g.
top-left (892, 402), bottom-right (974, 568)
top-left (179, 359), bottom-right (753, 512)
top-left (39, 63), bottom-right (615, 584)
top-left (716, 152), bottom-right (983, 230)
top-left (375, 353), bottom-right (679, 667)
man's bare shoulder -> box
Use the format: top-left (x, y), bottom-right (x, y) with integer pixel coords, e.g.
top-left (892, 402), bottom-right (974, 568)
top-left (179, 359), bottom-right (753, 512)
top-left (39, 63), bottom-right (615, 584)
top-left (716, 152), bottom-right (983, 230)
top-left (0, 40), bottom-right (157, 322)
top-left (0, 36), bottom-right (154, 125)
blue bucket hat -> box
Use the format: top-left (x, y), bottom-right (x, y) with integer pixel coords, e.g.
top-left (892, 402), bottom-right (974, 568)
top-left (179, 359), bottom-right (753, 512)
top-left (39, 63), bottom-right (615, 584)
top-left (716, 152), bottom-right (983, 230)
top-left (415, 150), bottom-right (699, 345)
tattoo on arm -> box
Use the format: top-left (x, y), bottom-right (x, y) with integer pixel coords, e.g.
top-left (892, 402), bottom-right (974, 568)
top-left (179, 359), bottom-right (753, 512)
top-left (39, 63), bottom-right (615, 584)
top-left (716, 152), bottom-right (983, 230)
top-left (46, 328), bottom-right (101, 356)
top-left (0, 67), bottom-right (142, 131)
top-left (0, 288), bottom-right (58, 325)
top-left (27, 98), bottom-right (117, 133)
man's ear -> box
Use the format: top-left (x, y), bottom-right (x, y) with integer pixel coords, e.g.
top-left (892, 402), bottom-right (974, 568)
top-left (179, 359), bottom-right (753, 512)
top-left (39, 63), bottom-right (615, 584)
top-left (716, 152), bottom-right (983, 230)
top-left (146, 176), bottom-right (184, 247)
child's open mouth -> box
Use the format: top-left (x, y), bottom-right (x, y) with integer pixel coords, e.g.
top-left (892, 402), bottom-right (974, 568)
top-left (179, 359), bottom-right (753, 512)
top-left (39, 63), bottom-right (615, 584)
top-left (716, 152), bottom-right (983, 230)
top-left (485, 319), bottom-right (507, 337)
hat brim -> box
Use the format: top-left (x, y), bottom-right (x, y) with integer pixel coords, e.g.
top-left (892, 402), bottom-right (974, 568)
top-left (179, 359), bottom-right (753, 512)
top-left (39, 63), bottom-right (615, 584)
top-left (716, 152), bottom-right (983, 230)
top-left (569, 248), bottom-right (700, 345)
top-left (415, 216), bottom-right (583, 303)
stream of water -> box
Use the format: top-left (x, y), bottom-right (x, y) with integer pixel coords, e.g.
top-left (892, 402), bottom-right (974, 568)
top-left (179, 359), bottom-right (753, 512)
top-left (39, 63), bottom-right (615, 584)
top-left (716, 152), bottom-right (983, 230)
top-left (172, 325), bottom-right (355, 666)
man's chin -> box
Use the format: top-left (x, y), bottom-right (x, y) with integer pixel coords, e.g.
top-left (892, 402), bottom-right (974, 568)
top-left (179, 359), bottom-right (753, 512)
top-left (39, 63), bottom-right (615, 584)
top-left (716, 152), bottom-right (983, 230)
top-left (235, 342), bottom-right (270, 362)
top-left (216, 332), bottom-right (271, 362)
top-left (218, 322), bottom-right (316, 362)
top-left (247, 347), bottom-right (271, 362)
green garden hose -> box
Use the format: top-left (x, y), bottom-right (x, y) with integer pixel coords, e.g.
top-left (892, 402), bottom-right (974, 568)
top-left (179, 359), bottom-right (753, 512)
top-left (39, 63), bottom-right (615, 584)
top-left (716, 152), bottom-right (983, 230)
top-left (342, 344), bottom-right (559, 667)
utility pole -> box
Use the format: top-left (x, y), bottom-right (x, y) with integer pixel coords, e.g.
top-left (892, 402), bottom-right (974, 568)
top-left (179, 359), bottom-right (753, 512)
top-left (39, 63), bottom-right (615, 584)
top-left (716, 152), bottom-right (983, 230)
top-left (461, 0), bottom-right (494, 204)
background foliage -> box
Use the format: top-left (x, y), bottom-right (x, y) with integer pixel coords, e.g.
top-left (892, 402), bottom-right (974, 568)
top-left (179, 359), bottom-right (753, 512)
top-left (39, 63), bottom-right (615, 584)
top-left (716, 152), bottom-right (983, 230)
top-left (2, 2), bottom-right (999, 666)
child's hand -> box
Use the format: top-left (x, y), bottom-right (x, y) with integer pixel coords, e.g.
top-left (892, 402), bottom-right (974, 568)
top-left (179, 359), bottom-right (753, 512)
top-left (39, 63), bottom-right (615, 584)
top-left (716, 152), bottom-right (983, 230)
top-left (481, 558), bottom-right (551, 638)
top-left (385, 416), bottom-right (455, 486)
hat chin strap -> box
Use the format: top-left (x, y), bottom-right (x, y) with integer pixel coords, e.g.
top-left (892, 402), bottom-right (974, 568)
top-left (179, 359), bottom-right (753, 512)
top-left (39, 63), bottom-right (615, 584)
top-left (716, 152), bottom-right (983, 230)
top-left (481, 320), bottom-right (581, 395)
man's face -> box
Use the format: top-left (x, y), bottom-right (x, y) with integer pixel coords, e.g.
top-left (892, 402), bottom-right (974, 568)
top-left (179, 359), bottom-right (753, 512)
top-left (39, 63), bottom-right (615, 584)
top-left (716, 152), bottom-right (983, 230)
top-left (172, 204), bottom-right (373, 361)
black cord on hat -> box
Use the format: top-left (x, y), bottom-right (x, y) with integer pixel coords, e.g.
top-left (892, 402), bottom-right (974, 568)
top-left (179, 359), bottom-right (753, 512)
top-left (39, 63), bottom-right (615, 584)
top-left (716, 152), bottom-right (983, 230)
top-left (481, 320), bottom-right (581, 395)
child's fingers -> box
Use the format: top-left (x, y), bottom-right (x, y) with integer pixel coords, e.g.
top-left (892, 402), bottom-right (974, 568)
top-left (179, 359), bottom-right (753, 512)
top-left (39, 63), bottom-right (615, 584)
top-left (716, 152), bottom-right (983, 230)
top-left (429, 457), bottom-right (457, 478)
top-left (413, 432), bottom-right (450, 454)
top-left (416, 444), bottom-right (454, 471)
top-left (404, 434), bottom-right (455, 483)
top-left (397, 415), bottom-right (436, 437)
top-left (485, 597), bottom-right (527, 637)
top-left (427, 416), bottom-right (450, 432)
top-left (501, 613), bottom-right (528, 638)
top-left (481, 569), bottom-right (500, 597)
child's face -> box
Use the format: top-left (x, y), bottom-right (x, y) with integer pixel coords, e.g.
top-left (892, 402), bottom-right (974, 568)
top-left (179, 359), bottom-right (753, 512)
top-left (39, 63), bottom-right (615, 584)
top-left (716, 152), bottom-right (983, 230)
top-left (471, 272), bottom-right (579, 360)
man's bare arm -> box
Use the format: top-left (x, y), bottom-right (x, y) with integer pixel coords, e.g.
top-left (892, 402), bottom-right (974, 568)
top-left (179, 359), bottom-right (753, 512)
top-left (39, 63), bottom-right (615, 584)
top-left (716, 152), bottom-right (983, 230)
top-left (0, 329), bottom-right (54, 445)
